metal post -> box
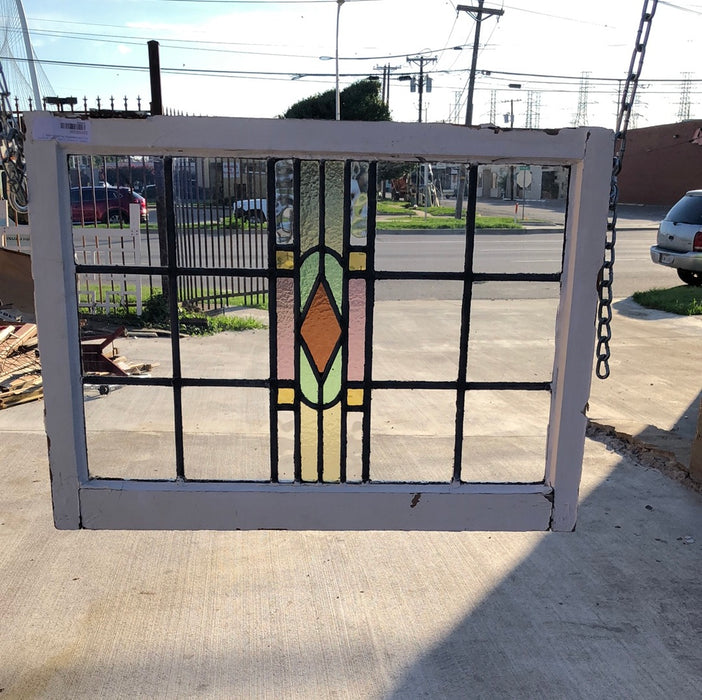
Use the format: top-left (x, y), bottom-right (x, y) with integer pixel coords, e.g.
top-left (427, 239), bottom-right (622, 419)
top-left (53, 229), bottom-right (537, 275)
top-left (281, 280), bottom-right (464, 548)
top-left (335, 0), bottom-right (345, 120)
top-left (148, 41), bottom-right (163, 116)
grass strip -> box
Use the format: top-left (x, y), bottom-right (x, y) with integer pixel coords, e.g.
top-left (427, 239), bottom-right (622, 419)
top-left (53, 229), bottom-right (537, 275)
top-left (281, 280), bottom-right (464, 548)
top-left (379, 216), bottom-right (523, 230)
top-left (632, 285), bottom-right (702, 315)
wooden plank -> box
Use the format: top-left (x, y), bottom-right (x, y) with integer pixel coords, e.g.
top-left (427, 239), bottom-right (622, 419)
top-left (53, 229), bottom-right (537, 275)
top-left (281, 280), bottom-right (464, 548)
top-left (0, 323), bottom-right (38, 359)
top-left (544, 128), bottom-right (614, 531)
top-left (79, 484), bottom-right (553, 531)
top-left (0, 325), bottom-right (16, 344)
top-left (28, 113), bottom-right (607, 165)
top-left (0, 248), bottom-right (34, 318)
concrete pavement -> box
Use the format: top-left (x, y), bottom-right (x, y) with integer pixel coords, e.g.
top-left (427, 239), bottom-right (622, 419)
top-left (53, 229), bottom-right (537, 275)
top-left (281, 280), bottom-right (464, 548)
top-left (0, 293), bottom-right (700, 697)
top-left (1, 198), bottom-right (700, 696)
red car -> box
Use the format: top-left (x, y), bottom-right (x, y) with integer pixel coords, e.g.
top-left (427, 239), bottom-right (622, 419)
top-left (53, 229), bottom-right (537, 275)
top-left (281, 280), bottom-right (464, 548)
top-left (70, 186), bottom-right (147, 224)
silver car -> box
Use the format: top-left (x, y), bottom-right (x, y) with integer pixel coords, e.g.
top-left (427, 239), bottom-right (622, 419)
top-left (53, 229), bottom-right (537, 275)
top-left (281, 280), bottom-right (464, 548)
top-left (650, 190), bottom-right (702, 286)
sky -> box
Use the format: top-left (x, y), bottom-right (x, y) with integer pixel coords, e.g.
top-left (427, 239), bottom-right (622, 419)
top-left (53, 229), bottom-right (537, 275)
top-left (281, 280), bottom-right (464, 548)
top-left (1, 0), bottom-right (700, 129)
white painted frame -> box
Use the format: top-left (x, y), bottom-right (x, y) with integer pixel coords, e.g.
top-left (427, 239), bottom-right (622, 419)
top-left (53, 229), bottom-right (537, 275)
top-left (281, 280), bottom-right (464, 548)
top-left (24, 114), bottom-right (612, 532)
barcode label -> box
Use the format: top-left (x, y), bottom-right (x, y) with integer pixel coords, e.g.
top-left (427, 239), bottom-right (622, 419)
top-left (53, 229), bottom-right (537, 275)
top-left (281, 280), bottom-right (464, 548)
top-left (33, 116), bottom-right (91, 143)
top-left (59, 122), bottom-right (87, 131)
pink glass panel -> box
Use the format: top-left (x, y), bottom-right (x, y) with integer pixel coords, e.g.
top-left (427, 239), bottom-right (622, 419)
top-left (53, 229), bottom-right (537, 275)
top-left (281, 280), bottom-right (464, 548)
top-left (276, 277), bottom-right (294, 380)
top-left (348, 278), bottom-right (366, 381)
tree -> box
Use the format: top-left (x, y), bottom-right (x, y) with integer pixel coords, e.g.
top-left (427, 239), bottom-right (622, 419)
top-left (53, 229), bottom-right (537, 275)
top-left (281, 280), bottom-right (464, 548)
top-left (283, 78), bottom-right (390, 121)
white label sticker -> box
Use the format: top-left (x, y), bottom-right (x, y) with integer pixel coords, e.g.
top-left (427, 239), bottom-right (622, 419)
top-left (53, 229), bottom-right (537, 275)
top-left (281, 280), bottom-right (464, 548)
top-left (32, 115), bottom-right (91, 143)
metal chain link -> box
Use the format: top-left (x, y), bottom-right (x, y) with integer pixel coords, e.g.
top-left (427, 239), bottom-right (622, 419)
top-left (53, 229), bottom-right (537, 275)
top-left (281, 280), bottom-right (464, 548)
top-left (596, 0), bottom-right (658, 379)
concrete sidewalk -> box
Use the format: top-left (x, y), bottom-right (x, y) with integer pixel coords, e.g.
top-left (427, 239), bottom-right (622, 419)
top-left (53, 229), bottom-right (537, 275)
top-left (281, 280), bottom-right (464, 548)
top-left (0, 294), bottom-right (700, 697)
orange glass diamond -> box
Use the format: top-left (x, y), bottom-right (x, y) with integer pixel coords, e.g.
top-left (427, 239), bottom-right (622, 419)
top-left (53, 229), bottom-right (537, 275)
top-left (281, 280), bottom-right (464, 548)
top-left (301, 282), bottom-right (342, 375)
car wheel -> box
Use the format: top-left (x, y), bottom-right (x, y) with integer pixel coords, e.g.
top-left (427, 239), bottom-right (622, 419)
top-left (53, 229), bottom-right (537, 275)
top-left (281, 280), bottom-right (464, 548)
top-left (106, 210), bottom-right (127, 225)
top-left (677, 268), bottom-right (702, 286)
top-left (247, 210), bottom-right (265, 223)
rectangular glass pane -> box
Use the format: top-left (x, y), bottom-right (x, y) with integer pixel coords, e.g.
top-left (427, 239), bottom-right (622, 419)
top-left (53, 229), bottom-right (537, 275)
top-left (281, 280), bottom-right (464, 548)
top-left (370, 389), bottom-right (455, 483)
top-left (349, 161), bottom-right (369, 247)
top-left (78, 273), bottom-right (173, 380)
top-left (467, 281), bottom-right (558, 383)
top-left (178, 275), bottom-right (269, 380)
top-left (299, 160), bottom-right (320, 254)
top-left (84, 384), bottom-right (175, 479)
top-left (462, 390), bottom-right (549, 483)
top-left (373, 280), bottom-right (462, 382)
top-left (174, 157), bottom-right (268, 270)
top-left (68, 154), bottom-right (160, 265)
top-left (277, 410), bottom-right (295, 483)
top-left (274, 159), bottom-right (294, 245)
top-left (181, 387), bottom-right (270, 480)
top-left (324, 160), bottom-right (344, 252)
top-left (345, 412), bottom-right (363, 483)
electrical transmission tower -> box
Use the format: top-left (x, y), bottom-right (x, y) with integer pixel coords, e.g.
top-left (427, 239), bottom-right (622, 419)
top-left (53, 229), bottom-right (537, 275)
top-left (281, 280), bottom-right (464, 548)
top-left (572, 72), bottom-right (591, 127)
top-left (676, 72), bottom-right (692, 122)
top-left (489, 89), bottom-right (497, 124)
top-left (525, 90), bottom-right (541, 128)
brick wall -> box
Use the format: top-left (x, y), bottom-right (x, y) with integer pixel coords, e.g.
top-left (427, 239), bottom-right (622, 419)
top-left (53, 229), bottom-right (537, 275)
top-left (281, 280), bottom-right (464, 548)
top-left (618, 120), bottom-right (702, 206)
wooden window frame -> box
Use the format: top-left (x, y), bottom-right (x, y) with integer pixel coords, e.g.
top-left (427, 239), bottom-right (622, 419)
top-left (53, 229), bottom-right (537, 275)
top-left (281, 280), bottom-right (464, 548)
top-left (24, 114), bottom-right (612, 531)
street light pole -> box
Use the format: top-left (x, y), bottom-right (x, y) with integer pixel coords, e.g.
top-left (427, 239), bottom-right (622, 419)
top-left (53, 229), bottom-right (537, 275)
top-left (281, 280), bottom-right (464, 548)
top-left (335, 0), bottom-right (345, 120)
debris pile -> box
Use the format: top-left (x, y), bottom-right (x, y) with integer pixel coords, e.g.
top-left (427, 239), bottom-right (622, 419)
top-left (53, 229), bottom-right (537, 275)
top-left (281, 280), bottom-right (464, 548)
top-left (0, 323), bottom-right (157, 409)
top-left (0, 323), bottom-right (41, 409)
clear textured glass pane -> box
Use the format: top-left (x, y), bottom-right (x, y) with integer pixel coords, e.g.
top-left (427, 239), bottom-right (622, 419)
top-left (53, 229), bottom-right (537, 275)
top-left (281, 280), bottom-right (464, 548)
top-left (345, 411), bottom-right (363, 483)
top-left (324, 160), bottom-right (344, 253)
top-left (277, 410), bottom-right (295, 483)
top-left (300, 160), bottom-right (320, 254)
top-left (275, 159), bottom-right (294, 245)
top-left (350, 161), bottom-right (369, 247)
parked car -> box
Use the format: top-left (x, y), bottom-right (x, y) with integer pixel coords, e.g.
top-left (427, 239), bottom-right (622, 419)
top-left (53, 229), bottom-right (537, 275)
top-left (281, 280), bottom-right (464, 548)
top-left (141, 184), bottom-right (156, 204)
top-left (650, 190), bottom-right (702, 286)
top-left (70, 186), bottom-right (148, 224)
top-left (233, 198), bottom-right (267, 223)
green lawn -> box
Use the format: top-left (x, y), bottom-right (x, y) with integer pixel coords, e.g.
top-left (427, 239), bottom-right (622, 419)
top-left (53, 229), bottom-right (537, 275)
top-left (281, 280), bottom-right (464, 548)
top-left (379, 215), bottom-right (522, 230)
top-left (632, 285), bottom-right (702, 315)
top-left (77, 286), bottom-right (268, 334)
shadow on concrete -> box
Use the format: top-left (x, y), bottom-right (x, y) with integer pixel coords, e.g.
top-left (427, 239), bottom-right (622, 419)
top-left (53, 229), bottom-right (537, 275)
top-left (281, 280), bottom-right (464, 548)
top-left (386, 446), bottom-right (702, 699)
top-left (612, 296), bottom-right (698, 321)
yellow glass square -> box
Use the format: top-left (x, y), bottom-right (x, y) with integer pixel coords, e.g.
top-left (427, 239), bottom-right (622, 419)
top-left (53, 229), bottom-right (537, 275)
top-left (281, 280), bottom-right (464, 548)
top-left (278, 387), bottom-right (295, 405)
top-left (276, 251), bottom-right (294, 269)
top-left (349, 251), bottom-right (366, 271)
top-left (347, 388), bottom-right (364, 406)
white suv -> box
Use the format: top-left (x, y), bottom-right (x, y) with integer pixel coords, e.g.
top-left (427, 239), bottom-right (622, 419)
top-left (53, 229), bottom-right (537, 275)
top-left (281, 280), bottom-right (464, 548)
top-left (650, 190), bottom-right (702, 286)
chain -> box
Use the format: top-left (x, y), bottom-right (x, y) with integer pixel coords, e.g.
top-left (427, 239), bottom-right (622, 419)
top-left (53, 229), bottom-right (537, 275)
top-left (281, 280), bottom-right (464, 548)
top-left (0, 62), bottom-right (28, 217)
top-left (596, 0), bottom-right (658, 379)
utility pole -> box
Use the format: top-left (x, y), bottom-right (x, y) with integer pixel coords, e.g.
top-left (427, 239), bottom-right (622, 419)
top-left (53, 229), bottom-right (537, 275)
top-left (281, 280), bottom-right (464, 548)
top-left (454, 2), bottom-right (504, 218)
top-left (405, 55), bottom-right (437, 123)
top-left (374, 63), bottom-right (401, 108)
